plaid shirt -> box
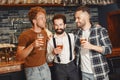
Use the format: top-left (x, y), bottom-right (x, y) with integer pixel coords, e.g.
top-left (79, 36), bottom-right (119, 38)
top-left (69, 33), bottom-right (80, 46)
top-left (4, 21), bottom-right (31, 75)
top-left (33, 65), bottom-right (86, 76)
top-left (74, 25), bottom-right (112, 80)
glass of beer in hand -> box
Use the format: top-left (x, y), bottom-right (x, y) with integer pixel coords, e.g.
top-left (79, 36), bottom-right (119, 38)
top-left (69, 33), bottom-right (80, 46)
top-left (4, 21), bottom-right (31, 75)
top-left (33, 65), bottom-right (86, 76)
top-left (56, 40), bottom-right (63, 50)
top-left (80, 36), bottom-right (87, 44)
top-left (37, 33), bottom-right (44, 50)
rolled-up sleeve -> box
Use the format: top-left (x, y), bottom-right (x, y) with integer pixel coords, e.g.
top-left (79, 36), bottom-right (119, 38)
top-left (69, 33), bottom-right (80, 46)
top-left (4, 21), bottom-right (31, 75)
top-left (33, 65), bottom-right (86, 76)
top-left (46, 38), bottom-right (55, 63)
top-left (100, 28), bottom-right (112, 55)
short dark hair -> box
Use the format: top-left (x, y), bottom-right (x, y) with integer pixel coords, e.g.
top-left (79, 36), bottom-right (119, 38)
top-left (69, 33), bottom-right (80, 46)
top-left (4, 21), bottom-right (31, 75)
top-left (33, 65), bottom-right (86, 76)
top-left (52, 14), bottom-right (66, 24)
top-left (75, 5), bottom-right (90, 14)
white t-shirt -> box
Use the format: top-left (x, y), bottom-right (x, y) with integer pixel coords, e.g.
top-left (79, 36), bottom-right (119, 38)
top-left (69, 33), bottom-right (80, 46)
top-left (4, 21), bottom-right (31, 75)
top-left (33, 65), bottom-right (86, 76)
top-left (80, 29), bottom-right (93, 73)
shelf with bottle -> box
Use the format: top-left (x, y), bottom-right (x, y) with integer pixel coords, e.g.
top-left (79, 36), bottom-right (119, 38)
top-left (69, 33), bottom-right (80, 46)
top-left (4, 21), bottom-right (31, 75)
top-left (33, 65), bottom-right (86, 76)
top-left (0, 0), bottom-right (81, 7)
top-left (0, 44), bottom-right (16, 64)
top-left (0, 3), bottom-right (64, 7)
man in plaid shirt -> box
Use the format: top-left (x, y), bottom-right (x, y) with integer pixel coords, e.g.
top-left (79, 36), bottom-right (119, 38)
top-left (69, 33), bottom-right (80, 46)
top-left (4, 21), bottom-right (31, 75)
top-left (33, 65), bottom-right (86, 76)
top-left (74, 6), bottom-right (112, 80)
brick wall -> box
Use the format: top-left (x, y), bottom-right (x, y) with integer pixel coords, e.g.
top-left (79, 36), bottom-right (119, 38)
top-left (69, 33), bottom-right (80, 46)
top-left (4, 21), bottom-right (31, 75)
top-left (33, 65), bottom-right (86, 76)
top-left (0, 6), bottom-right (98, 44)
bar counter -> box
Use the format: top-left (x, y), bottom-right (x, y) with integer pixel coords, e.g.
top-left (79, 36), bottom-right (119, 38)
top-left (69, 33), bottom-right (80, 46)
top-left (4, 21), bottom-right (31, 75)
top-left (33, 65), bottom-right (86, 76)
top-left (0, 61), bottom-right (24, 74)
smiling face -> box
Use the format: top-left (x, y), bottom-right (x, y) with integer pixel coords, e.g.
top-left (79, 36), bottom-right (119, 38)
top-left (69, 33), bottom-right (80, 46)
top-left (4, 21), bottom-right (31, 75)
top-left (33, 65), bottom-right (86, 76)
top-left (75, 10), bottom-right (90, 29)
top-left (53, 18), bottom-right (66, 35)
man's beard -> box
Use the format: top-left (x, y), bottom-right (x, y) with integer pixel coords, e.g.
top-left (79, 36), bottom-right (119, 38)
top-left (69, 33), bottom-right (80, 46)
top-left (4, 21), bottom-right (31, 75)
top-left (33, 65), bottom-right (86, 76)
top-left (77, 22), bottom-right (85, 29)
top-left (37, 23), bottom-right (45, 30)
top-left (55, 29), bottom-right (65, 34)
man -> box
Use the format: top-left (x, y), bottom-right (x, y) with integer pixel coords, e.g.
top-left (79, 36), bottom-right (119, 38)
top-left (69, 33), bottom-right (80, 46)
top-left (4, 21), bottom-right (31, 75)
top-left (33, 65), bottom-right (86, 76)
top-left (47, 14), bottom-right (80, 80)
top-left (74, 6), bottom-right (112, 80)
top-left (16, 6), bottom-right (51, 80)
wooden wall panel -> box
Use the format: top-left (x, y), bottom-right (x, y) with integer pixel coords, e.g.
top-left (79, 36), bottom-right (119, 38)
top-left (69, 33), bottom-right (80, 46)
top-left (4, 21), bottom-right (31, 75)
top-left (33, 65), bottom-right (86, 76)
top-left (107, 10), bottom-right (120, 57)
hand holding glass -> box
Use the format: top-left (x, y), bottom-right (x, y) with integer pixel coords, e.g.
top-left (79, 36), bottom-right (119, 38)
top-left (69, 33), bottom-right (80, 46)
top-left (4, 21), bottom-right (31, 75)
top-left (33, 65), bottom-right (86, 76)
top-left (80, 36), bottom-right (87, 44)
top-left (37, 34), bottom-right (44, 50)
top-left (56, 40), bottom-right (63, 50)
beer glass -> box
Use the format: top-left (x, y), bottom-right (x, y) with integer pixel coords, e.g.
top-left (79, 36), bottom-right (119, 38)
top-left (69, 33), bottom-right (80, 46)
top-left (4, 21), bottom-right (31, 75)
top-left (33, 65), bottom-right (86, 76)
top-left (37, 33), bottom-right (44, 50)
top-left (80, 36), bottom-right (87, 44)
top-left (56, 39), bottom-right (63, 50)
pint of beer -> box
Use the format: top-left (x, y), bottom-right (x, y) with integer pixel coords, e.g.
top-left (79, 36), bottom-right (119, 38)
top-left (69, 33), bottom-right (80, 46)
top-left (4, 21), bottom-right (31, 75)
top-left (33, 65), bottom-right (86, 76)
top-left (37, 33), bottom-right (44, 50)
top-left (80, 36), bottom-right (87, 44)
top-left (56, 45), bottom-right (63, 49)
top-left (56, 40), bottom-right (63, 49)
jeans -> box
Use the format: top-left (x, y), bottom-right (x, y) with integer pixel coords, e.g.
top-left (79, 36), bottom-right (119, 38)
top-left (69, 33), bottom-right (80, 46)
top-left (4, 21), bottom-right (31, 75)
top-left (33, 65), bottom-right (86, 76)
top-left (82, 72), bottom-right (109, 80)
top-left (25, 63), bottom-right (51, 80)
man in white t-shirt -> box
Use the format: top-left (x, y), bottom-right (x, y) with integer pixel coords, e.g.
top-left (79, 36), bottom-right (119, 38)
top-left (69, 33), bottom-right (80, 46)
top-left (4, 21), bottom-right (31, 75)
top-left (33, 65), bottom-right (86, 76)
top-left (74, 5), bottom-right (112, 80)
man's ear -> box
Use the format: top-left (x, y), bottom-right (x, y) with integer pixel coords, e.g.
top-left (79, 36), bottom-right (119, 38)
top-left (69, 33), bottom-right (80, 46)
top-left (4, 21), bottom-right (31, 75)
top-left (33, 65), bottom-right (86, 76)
top-left (65, 24), bottom-right (66, 28)
top-left (32, 19), bottom-right (36, 24)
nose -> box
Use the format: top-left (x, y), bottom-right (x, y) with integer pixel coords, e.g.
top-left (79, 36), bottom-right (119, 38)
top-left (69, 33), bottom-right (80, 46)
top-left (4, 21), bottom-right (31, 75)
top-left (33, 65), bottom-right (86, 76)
top-left (57, 26), bottom-right (61, 29)
top-left (75, 18), bottom-right (78, 23)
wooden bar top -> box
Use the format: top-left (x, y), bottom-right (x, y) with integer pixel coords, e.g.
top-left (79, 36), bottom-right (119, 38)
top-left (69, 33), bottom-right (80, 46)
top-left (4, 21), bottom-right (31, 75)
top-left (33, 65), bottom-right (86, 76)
top-left (106, 48), bottom-right (120, 58)
top-left (0, 61), bottom-right (24, 74)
